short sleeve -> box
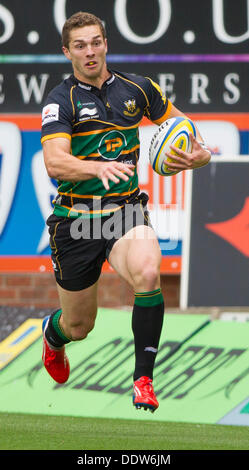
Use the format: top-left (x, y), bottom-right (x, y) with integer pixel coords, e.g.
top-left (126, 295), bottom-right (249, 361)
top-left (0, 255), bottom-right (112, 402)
top-left (41, 87), bottom-right (74, 144)
top-left (144, 77), bottom-right (173, 125)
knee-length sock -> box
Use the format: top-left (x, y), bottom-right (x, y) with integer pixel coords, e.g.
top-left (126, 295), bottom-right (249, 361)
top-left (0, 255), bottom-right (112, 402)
top-left (132, 288), bottom-right (164, 381)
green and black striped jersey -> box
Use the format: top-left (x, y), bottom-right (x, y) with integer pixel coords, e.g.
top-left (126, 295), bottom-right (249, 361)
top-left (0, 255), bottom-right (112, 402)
top-left (41, 70), bottom-right (172, 218)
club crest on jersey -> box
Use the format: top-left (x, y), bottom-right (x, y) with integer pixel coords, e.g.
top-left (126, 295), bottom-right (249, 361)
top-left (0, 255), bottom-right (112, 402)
top-left (123, 98), bottom-right (140, 117)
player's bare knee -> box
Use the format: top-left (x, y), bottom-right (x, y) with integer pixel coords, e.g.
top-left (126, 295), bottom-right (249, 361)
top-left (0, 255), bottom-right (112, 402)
top-left (142, 266), bottom-right (160, 291)
top-left (133, 263), bottom-right (160, 292)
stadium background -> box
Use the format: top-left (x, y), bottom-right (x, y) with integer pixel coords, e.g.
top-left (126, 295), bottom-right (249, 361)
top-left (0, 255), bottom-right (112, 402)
top-left (1, 0), bottom-right (249, 446)
top-left (1, 0), bottom-right (249, 309)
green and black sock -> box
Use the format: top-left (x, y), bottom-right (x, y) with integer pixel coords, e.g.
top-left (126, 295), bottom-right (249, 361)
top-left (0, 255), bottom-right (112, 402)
top-left (132, 288), bottom-right (164, 381)
top-left (44, 309), bottom-right (71, 348)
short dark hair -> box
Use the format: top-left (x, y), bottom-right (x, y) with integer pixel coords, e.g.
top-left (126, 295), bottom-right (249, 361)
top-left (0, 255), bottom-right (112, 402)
top-left (62, 11), bottom-right (106, 48)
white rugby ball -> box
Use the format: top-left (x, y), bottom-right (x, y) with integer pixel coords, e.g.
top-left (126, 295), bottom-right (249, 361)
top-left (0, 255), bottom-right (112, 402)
top-left (149, 117), bottom-right (196, 176)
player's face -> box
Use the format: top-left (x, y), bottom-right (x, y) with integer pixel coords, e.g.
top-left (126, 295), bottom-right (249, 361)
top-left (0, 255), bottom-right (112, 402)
top-left (63, 25), bottom-right (108, 86)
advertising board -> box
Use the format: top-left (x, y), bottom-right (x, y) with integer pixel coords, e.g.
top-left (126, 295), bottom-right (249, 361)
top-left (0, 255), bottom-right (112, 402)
top-left (1, 0), bottom-right (249, 275)
top-left (1, 309), bottom-right (249, 426)
top-left (181, 157), bottom-right (249, 307)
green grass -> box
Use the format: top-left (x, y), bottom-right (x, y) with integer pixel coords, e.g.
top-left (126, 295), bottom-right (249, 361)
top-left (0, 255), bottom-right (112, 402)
top-left (0, 412), bottom-right (249, 450)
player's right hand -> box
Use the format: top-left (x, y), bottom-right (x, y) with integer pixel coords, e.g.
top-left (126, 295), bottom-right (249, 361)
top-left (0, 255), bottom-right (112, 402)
top-left (95, 161), bottom-right (135, 190)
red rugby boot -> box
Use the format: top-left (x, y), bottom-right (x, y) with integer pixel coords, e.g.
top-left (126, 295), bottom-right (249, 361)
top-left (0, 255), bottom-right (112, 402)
top-left (42, 316), bottom-right (70, 384)
top-left (133, 376), bottom-right (159, 413)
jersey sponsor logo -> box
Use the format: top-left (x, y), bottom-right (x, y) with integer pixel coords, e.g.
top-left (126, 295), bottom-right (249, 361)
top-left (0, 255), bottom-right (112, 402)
top-left (77, 101), bottom-right (99, 120)
top-left (79, 106), bottom-right (99, 119)
top-left (98, 130), bottom-right (127, 160)
top-left (123, 98), bottom-right (140, 117)
top-left (120, 159), bottom-right (133, 165)
top-left (42, 103), bottom-right (59, 125)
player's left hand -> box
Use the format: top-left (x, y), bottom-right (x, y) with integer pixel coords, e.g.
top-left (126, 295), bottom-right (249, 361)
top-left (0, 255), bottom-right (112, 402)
top-left (164, 134), bottom-right (211, 172)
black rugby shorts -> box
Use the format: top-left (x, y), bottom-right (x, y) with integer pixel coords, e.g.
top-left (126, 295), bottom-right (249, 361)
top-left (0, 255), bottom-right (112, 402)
top-left (47, 192), bottom-right (152, 291)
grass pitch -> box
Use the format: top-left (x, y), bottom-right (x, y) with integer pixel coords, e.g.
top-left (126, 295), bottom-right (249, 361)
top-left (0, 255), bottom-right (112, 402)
top-left (0, 412), bottom-right (248, 450)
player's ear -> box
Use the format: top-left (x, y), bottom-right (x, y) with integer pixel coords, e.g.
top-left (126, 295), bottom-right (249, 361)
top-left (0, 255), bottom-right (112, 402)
top-left (105, 38), bottom-right (108, 53)
top-left (62, 46), bottom-right (71, 61)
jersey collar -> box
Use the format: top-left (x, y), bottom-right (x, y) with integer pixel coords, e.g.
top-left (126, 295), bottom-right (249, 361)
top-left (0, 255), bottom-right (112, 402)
top-left (71, 71), bottom-right (115, 91)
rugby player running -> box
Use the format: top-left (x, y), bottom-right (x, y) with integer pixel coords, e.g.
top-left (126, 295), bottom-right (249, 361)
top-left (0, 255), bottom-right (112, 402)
top-left (41, 12), bottom-right (211, 412)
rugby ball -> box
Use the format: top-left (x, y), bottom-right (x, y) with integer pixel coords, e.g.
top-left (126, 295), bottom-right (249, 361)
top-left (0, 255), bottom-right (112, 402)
top-left (149, 117), bottom-right (196, 176)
